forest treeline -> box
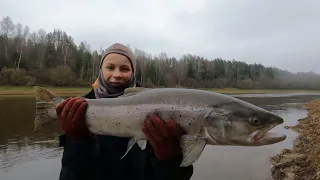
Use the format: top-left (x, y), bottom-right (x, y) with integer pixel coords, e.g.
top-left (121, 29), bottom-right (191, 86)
top-left (1, 16), bottom-right (320, 89)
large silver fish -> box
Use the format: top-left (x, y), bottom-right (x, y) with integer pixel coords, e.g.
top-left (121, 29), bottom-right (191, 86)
top-left (33, 86), bottom-right (286, 167)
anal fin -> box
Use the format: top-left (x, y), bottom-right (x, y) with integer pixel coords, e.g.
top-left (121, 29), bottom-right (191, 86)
top-left (180, 134), bottom-right (207, 167)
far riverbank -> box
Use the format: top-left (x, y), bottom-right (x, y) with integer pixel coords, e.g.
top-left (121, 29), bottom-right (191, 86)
top-left (1, 85), bottom-right (320, 96)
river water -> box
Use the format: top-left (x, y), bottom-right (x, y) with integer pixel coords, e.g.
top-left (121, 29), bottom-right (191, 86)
top-left (1, 92), bottom-right (320, 180)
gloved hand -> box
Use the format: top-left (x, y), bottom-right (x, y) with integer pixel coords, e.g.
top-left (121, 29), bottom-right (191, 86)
top-left (142, 114), bottom-right (185, 160)
top-left (56, 97), bottom-right (91, 141)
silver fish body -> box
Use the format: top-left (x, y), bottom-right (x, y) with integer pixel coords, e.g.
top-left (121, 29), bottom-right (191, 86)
top-left (34, 86), bottom-right (286, 167)
top-left (85, 88), bottom-right (214, 140)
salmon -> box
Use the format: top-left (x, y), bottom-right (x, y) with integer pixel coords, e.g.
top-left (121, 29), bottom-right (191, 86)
top-left (33, 86), bottom-right (286, 167)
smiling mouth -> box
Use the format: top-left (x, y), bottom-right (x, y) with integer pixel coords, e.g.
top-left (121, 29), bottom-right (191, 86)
top-left (110, 82), bottom-right (122, 85)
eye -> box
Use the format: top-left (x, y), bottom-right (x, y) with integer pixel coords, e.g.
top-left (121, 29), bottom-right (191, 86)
top-left (121, 68), bottom-right (130, 72)
top-left (251, 117), bottom-right (261, 125)
top-left (120, 66), bottom-right (131, 72)
top-left (106, 66), bottom-right (114, 70)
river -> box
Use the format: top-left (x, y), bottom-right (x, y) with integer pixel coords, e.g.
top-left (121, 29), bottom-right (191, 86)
top-left (1, 93), bottom-right (320, 180)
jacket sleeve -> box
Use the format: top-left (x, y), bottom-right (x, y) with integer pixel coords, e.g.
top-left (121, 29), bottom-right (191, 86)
top-left (58, 134), bottom-right (100, 180)
top-left (149, 150), bottom-right (193, 180)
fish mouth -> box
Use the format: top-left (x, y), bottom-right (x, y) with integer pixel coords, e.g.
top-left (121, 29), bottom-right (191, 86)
top-left (249, 123), bottom-right (286, 145)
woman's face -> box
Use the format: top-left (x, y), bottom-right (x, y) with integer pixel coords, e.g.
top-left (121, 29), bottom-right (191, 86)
top-left (101, 53), bottom-right (133, 85)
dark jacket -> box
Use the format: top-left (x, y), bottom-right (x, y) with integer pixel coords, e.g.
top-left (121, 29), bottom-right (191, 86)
top-left (58, 83), bottom-right (193, 180)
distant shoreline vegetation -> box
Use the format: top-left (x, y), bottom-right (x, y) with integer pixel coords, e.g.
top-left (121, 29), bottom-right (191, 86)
top-left (1, 86), bottom-right (320, 96)
top-left (1, 16), bottom-right (320, 90)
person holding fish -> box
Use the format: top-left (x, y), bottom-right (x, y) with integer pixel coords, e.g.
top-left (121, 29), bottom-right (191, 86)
top-left (55, 43), bottom-right (194, 180)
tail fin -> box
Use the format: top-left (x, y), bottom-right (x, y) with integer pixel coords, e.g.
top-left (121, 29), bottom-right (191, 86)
top-left (34, 86), bottom-right (64, 131)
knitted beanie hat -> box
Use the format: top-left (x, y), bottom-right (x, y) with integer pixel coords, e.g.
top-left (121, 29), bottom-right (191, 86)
top-left (100, 43), bottom-right (136, 75)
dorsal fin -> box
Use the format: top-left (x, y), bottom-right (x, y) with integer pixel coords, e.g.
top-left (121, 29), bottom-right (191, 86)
top-left (124, 87), bottom-right (146, 94)
top-left (121, 87), bottom-right (149, 97)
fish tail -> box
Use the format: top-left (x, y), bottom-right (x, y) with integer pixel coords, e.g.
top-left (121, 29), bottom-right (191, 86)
top-left (34, 86), bottom-right (64, 131)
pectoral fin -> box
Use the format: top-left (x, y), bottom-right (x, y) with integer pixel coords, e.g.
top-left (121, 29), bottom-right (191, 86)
top-left (180, 134), bottom-right (207, 167)
top-left (137, 139), bottom-right (147, 149)
top-left (121, 139), bottom-right (147, 159)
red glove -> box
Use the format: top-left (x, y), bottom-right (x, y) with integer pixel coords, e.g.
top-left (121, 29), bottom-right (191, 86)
top-left (56, 97), bottom-right (90, 141)
top-left (142, 114), bottom-right (185, 160)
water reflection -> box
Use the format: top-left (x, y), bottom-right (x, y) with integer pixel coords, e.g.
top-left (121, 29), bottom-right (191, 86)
top-left (0, 94), bottom-right (320, 180)
top-left (0, 96), bottom-right (61, 178)
top-left (1, 143), bottom-right (61, 170)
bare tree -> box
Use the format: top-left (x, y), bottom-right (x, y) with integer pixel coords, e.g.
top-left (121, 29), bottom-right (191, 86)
top-left (155, 52), bottom-right (167, 85)
top-left (134, 48), bottom-right (150, 85)
top-left (84, 42), bottom-right (91, 81)
top-left (176, 59), bottom-right (186, 86)
top-left (14, 23), bottom-right (29, 69)
top-left (195, 57), bottom-right (204, 81)
top-left (1, 16), bottom-right (15, 64)
top-left (91, 50), bottom-right (99, 81)
top-left (37, 29), bottom-right (47, 68)
top-left (78, 41), bottom-right (91, 80)
top-left (53, 29), bottom-right (62, 51)
top-left (204, 61), bottom-right (214, 83)
top-left (61, 32), bottom-right (71, 67)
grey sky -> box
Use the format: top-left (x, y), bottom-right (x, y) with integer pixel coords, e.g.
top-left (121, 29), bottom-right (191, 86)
top-left (1, 0), bottom-right (320, 73)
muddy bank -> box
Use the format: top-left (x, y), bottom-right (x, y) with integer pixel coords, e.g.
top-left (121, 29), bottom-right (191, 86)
top-left (270, 99), bottom-right (320, 180)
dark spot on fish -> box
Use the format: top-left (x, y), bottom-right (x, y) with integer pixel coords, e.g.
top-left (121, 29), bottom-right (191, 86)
top-left (136, 108), bottom-right (139, 110)
top-left (188, 122), bottom-right (191, 125)
top-left (155, 109), bottom-right (157, 111)
top-left (92, 112), bottom-right (95, 115)
top-left (113, 113), bottom-right (116, 115)
top-left (191, 108), bottom-right (194, 110)
top-left (180, 115), bottom-right (182, 117)
top-left (102, 109), bottom-right (104, 111)
top-left (171, 107), bottom-right (174, 109)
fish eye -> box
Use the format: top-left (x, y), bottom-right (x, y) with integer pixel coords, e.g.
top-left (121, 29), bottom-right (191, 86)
top-left (251, 117), bottom-right (261, 125)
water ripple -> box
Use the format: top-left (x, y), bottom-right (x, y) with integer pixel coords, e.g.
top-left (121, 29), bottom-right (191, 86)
top-left (0, 140), bottom-right (62, 171)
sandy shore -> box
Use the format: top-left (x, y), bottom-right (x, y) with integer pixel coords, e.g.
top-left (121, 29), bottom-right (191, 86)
top-left (270, 100), bottom-right (320, 180)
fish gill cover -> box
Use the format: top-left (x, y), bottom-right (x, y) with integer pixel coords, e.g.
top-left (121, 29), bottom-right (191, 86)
top-left (270, 99), bottom-right (320, 180)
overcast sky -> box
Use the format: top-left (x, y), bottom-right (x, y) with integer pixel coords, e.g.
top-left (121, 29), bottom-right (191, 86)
top-left (1, 0), bottom-right (320, 73)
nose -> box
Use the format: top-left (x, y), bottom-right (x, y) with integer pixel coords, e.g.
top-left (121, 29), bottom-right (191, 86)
top-left (112, 69), bottom-right (122, 79)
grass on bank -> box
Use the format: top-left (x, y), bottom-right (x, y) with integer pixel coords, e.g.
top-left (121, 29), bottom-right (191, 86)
top-left (270, 99), bottom-right (320, 180)
top-left (1, 85), bottom-right (320, 96)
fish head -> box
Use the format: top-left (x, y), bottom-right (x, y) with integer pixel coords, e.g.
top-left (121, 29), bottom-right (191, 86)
top-left (205, 100), bottom-right (286, 146)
